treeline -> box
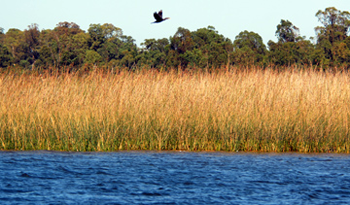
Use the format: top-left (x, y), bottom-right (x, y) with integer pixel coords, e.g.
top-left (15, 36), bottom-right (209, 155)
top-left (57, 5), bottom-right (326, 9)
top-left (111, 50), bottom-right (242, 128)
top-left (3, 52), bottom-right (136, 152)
top-left (0, 7), bottom-right (350, 70)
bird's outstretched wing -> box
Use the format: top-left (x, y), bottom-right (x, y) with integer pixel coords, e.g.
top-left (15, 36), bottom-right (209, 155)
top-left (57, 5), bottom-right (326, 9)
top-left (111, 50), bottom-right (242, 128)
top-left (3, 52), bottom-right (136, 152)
top-left (158, 10), bottom-right (163, 18)
top-left (153, 11), bottom-right (163, 22)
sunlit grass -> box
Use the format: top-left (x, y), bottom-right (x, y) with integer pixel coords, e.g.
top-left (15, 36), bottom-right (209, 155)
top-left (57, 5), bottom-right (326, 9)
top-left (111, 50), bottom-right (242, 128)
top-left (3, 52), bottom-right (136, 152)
top-left (0, 67), bottom-right (349, 152)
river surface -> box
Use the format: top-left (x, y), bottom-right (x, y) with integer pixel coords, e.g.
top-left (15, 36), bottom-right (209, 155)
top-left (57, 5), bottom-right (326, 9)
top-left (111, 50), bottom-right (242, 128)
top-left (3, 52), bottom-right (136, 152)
top-left (0, 151), bottom-right (349, 204)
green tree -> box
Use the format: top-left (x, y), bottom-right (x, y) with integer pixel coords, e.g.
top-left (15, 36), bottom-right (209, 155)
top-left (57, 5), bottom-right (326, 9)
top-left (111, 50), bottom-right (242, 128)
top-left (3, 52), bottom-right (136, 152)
top-left (191, 26), bottom-right (232, 68)
top-left (138, 38), bottom-right (169, 68)
top-left (88, 23), bottom-right (137, 67)
top-left (0, 27), bottom-right (12, 68)
top-left (84, 50), bottom-right (102, 65)
top-left (54, 22), bottom-right (85, 66)
top-left (169, 27), bottom-right (194, 67)
top-left (142, 38), bottom-right (169, 53)
top-left (3, 28), bottom-right (25, 64)
top-left (276, 19), bottom-right (300, 43)
top-left (119, 35), bottom-right (137, 68)
top-left (268, 41), bottom-right (297, 66)
top-left (37, 22), bottom-right (86, 67)
top-left (268, 20), bottom-right (318, 67)
top-left (268, 39), bottom-right (316, 66)
top-left (332, 41), bottom-right (350, 66)
top-left (315, 7), bottom-right (350, 66)
top-left (0, 43), bottom-right (12, 68)
top-left (88, 23), bottom-right (122, 51)
top-left (295, 38), bottom-right (317, 66)
top-left (38, 29), bottom-right (58, 67)
top-left (233, 30), bottom-right (266, 66)
top-left (316, 7), bottom-right (350, 44)
top-left (38, 22), bottom-right (87, 67)
top-left (24, 24), bottom-right (40, 69)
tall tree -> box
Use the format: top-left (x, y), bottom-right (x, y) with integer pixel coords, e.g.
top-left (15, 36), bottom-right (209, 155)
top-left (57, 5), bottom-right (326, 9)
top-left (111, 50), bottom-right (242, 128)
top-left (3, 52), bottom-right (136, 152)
top-left (276, 19), bottom-right (300, 43)
top-left (88, 23), bottom-right (122, 51)
top-left (315, 7), bottom-right (350, 44)
top-left (170, 27), bottom-right (193, 54)
top-left (138, 38), bottom-right (169, 68)
top-left (119, 35), bottom-right (137, 67)
top-left (233, 30), bottom-right (266, 66)
top-left (3, 28), bottom-right (25, 63)
top-left (52, 22), bottom-right (85, 66)
top-left (24, 23), bottom-right (40, 68)
top-left (315, 7), bottom-right (350, 66)
top-left (0, 44), bottom-right (12, 68)
top-left (88, 23), bottom-right (125, 64)
top-left (169, 27), bottom-right (194, 67)
top-left (191, 26), bottom-right (232, 68)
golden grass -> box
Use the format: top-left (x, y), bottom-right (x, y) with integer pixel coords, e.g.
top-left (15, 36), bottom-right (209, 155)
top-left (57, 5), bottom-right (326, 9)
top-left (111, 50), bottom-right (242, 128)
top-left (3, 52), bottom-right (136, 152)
top-left (0, 67), bottom-right (349, 152)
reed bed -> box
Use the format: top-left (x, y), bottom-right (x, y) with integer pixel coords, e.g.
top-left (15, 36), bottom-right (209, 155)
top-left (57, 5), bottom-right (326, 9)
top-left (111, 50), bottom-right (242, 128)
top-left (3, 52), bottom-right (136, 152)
top-left (0, 67), bottom-right (349, 152)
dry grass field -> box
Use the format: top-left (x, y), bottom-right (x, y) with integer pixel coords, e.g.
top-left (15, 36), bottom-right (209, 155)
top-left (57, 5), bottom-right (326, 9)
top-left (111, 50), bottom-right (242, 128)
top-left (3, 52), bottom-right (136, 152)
top-left (0, 67), bottom-right (349, 152)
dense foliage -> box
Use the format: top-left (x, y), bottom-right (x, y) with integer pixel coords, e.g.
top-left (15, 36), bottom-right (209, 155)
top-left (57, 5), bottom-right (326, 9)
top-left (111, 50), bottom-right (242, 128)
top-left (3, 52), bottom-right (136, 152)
top-left (1, 7), bottom-right (350, 70)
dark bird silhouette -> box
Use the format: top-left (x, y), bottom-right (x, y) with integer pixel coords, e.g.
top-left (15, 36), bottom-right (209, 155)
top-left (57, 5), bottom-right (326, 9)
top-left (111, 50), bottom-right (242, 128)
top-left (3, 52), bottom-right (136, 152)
top-left (152, 10), bottom-right (170, 23)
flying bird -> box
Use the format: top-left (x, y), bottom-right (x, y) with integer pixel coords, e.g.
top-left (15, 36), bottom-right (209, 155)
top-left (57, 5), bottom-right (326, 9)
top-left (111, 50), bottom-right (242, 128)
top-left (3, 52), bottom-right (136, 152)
top-left (152, 10), bottom-right (170, 23)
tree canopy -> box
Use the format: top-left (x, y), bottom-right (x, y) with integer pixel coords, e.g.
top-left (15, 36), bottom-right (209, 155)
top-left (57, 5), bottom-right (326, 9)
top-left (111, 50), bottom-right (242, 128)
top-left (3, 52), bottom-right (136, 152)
top-left (1, 7), bottom-right (350, 70)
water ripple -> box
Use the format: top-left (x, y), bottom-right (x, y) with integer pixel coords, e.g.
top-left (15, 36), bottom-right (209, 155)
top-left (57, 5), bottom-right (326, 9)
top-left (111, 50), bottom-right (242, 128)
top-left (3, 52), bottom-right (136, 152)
top-left (0, 151), bottom-right (349, 204)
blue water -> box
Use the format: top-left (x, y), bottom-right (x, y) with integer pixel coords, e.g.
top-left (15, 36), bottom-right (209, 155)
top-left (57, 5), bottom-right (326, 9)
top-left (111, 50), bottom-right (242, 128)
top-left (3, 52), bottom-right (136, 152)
top-left (0, 151), bottom-right (350, 204)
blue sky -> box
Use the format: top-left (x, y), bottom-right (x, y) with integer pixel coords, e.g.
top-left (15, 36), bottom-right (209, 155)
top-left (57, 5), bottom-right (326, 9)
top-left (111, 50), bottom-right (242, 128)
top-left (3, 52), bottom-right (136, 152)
top-left (1, 0), bottom-right (349, 46)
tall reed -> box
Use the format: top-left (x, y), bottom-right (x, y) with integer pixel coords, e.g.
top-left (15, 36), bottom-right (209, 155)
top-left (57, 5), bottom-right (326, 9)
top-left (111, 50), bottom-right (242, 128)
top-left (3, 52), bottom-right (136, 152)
top-left (0, 67), bottom-right (349, 152)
